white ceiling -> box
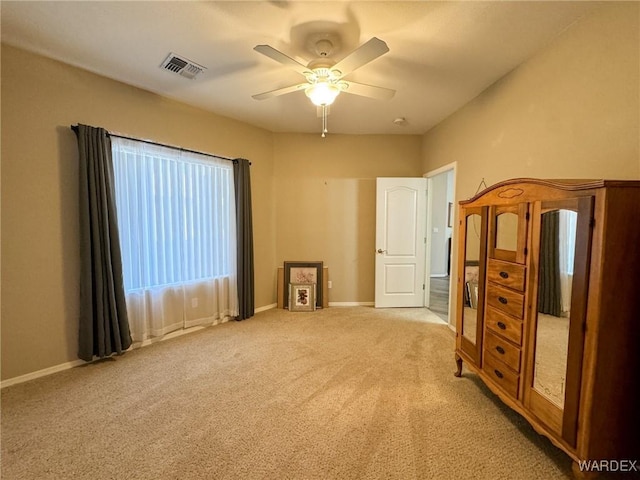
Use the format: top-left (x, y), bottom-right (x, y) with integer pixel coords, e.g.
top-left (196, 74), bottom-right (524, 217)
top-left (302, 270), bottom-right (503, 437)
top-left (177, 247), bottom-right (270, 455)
top-left (1, 1), bottom-right (599, 135)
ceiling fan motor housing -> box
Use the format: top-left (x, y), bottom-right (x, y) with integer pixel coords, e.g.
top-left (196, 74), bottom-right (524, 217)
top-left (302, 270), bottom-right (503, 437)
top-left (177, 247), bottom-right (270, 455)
top-left (305, 32), bottom-right (342, 59)
top-left (315, 39), bottom-right (333, 57)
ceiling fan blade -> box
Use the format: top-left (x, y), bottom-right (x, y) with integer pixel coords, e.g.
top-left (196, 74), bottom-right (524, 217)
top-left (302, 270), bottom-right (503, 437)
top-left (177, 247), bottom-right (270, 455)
top-left (341, 81), bottom-right (395, 100)
top-left (331, 37), bottom-right (389, 78)
top-left (252, 83), bottom-right (308, 100)
top-left (253, 45), bottom-right (311, 77)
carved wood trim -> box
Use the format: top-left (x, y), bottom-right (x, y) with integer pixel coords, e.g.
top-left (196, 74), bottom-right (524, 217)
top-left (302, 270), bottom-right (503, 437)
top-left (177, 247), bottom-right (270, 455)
top-left (497, 187), bottom-right (524, 199)
top-left (461, 178), bottom-right (610, 205)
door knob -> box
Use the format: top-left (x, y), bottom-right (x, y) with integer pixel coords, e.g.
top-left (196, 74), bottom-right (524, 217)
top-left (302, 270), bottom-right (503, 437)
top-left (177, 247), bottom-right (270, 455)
top-left (377, 248), bottom-right (387, 254)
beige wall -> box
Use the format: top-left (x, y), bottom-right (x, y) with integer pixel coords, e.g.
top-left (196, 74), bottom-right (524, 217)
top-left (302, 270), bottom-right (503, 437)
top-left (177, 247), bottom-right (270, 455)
top-left (1, 45), bottom-right (276, 380)
top-left (273, 133), bottom-right (423, 303)
top-left (422, 3), bottom-right (639, 195)
top-left (421, 2), bottom-right (640, 325)
top-left (1, 45), bottom-right (422, 382)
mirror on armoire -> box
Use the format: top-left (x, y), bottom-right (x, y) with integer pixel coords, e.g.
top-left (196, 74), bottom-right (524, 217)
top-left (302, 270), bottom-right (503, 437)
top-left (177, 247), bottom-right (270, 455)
top-left (495, 212), bottom-right (519, 252)
top-left (533, 206), bottom-right (578, 409)
top-left (463, 213), bottom-right (482, 344)
top-left (490, 204), bottom-right (527, 264)
top-left (457, 206), bottom-right (487, 369)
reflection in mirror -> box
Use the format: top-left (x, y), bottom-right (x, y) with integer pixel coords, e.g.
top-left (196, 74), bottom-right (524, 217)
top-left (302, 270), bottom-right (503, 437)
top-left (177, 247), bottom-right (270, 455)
top-left (496, 212), bottom-right (519, 251)
top-left (533, 209), bottom-right (578, 408)
top-left (463, 214), bottom-right (481, 344)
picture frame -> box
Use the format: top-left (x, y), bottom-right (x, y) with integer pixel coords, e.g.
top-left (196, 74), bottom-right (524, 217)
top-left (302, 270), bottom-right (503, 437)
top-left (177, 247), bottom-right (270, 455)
top-left (288, 283), bottom-right (316, 312)
top-left (466, 280), bottom-right (479, 309)
top-left (283, 261), bottom-right (323, 309)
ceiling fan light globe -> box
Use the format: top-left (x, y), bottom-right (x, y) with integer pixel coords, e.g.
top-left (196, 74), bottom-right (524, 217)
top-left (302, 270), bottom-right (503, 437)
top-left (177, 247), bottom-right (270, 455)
top-left (305, 82), bottom-right (340, 106)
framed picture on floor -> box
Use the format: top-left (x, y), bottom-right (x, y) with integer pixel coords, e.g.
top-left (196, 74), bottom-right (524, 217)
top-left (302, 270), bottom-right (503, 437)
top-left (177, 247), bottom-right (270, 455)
top-left (466, 281), bottom-right (478, 309)
top-left (284, 261), bottom-right (323, 308)
top-left (288, 283), bottom-right (316, 312)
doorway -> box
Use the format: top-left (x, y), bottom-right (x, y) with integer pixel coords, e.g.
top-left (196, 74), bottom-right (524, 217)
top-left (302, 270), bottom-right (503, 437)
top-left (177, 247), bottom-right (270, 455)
top-left (424, 163), bottom-right (456, 326)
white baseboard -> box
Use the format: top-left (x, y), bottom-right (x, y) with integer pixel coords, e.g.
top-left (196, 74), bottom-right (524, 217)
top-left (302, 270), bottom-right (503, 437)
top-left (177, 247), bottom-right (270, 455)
top-left (1, 303), bottom-right (278, 389)
top-left (0, 359), bottom-right (86, 389)
top-left (328, 302), bottom-right (375, 307)
top-left (255, 303), bottom-right (277, 313)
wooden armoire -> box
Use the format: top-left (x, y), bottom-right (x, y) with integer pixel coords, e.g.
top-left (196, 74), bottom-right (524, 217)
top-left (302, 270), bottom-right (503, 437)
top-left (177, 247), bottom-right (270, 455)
top-left (454, 178), bottom-right (640, 478)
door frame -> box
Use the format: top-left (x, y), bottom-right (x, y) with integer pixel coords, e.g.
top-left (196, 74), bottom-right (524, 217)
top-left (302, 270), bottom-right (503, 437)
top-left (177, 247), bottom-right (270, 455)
top-left (424, 162), bottom-right (457, 327)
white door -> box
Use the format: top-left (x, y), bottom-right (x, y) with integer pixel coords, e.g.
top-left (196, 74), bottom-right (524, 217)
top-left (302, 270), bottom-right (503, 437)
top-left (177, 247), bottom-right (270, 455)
top-left (375, 177), bottom-right (427, 308)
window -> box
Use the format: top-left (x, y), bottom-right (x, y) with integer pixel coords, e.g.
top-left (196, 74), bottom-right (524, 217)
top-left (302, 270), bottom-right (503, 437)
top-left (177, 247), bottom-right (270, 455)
top-left (111, 137), bottom-right (237, 340)
top-left (559, 209), bottom-right (577, 276)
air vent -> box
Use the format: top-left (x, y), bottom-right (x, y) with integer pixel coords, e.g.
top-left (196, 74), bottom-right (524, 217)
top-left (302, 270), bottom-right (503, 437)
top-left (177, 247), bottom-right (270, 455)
top-left (160, 53), bottom-right (206, 80)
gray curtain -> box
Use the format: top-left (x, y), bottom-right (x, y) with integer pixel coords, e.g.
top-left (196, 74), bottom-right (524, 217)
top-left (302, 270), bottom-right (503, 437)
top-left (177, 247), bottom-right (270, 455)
top-left (75, 124), bottom-right (132, 361)
top-left (233, 158), bottom-right (255, 320)
top-left (538, 211), bottom-right (562, 316)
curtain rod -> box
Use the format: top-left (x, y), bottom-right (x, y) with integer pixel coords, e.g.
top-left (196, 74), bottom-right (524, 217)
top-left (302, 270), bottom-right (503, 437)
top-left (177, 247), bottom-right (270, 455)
top-left (70, 125), bottom-right (250, 165)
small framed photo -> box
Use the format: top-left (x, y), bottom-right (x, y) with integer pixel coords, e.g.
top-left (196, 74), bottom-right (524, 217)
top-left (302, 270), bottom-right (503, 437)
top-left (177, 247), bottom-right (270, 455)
top-left (288, 283), bottom-right (316, 312)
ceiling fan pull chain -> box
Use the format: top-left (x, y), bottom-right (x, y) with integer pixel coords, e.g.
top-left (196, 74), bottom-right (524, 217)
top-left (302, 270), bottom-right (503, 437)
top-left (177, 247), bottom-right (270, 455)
top-left (321, 105), bottom-right (327, 138)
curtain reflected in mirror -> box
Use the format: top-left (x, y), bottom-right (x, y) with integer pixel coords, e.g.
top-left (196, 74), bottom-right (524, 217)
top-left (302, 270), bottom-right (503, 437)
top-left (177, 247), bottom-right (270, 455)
top-left (534, 209), bottom-right (577, 408)
top-left (463, 214), bottom-right (481, 344)
top-left (496, 212), bottom-right (518, 252)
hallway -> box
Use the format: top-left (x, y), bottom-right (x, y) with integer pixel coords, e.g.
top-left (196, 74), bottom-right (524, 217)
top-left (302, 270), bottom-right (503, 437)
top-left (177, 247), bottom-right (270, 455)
top-left (429, 276), bottom-right (450, 322)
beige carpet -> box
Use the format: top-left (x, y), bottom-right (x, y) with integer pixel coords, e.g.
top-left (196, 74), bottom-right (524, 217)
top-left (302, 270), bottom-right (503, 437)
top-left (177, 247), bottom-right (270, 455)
top-left (1, 307), bottom-right (573, 479)
top-left (533, 313), bottom-right (570, 409)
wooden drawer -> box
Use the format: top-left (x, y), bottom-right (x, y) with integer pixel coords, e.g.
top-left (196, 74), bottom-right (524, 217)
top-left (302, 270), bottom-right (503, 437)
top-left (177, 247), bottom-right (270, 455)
top-left (484, 352), bottom-right (519, 399)
top-left (486, 306), bottom-right (523, 345)
top-left (487, 259), bottom-right (525, 292)
top-left (485, 330), bottom-right (521, 372)
top-left (486, 283), bottom-right (524, 319)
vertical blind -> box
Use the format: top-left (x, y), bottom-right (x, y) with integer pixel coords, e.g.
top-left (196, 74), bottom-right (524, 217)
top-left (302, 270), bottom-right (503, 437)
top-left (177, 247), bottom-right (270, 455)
top-left (111, 137), bottom-right (237, 340)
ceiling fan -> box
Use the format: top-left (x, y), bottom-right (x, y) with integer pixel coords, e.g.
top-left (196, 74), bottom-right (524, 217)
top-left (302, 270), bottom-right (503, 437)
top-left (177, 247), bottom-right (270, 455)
top-left (252, 35), bottom-right (395, 136)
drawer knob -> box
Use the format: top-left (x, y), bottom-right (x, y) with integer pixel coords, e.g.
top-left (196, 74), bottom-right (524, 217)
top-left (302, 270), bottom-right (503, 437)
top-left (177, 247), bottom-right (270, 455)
top-left (494, 369), bottom-right (504, 379)
top-left (497, 321), bottom-right (507, 330)
top-left (496, 346), bottom-right (505, 355)
top-left (498, 296), bottom-right (508, 304)
top-left (499, 271), bottom-right (509, 279)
